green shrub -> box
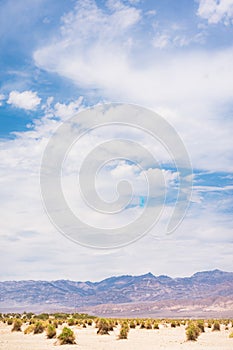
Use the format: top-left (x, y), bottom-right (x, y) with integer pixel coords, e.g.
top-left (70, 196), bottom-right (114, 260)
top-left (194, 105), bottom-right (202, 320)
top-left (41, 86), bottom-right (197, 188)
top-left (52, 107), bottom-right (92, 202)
top-left (129, 320), bottom-right (135, 328)
top-left (154, 322), bottom-right (159, 329)
top-left (197, 320), bottom-right (205, 333)
top-left (118, 326), bottom-right (128, 339)
top-left (97, 319), bottom-right (111, 335)
top-left (229, 332), bottom-right (233, 338)
top-left (36, 313), bottom-right (49, 321)
top-left (7, 318), bottom-right (13, 325)
top-left (12, 319), bottom-right (22, 332)
top-left (171, 321), bottom-right (176, 328)
top-left (46, 324), bottom-right (56, 339)
top-left (58, 327), bottom-right (76, 345)
top-left (67, 318), bottom-right (75, 326)
top-left (186, 322), bottom-right (200, 341)
top-left (34, 321), bottom-right (45, 334)
top-left (87, 319), bottom-right (93, 326)
top-left (24, 325), bottom-right (35, 334)
top-left (145, 320), bottom-right (152, 329)
top-left (212, 321), bottom-right (220, 331)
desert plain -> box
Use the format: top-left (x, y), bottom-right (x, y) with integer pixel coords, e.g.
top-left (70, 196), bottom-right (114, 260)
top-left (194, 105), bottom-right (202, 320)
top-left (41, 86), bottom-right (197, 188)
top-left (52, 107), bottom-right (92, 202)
top-left (0, 319), bottom-right (233, 350)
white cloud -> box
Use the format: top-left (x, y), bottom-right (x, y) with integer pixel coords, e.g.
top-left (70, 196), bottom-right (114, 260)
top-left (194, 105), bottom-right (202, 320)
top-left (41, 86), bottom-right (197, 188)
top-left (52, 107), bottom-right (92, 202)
top-left (33, 0), bottom-right (233, 173)
top-left (0, 101), bottom-right (232, 279)
top-left (152, 33), bottom-right (170, 49)
top-left (7, 90), bottom-right (41, 110)
top-left (1, 0), bottom-right (233, 280)
top-left (54, 97), bottom-right (83, 119)
top-left (197, 0), bottom-right (233, 25)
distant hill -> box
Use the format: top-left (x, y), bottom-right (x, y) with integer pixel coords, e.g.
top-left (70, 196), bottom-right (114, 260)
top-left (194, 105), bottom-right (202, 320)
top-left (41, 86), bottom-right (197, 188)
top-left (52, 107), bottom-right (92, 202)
top-left (1, 269), bottom-right (233, 317)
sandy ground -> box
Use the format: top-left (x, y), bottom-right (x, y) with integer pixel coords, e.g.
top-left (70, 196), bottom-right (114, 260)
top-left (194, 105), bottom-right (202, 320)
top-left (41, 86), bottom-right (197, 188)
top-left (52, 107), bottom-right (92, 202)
top-left (0, 322), bottom-right (232, 350)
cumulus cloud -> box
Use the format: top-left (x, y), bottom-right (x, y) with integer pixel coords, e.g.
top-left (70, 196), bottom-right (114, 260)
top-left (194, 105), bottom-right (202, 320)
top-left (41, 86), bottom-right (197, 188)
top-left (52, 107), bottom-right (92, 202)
top-left (0, 106), bottom-right (232, 279)
top-left (7, 90), bottom-right (41, 110)
top-left (1, 0), bottom-right (233, 280)
top-left (33, 0), bottom-right (233, 173)
top-left (197, 0), bottom-right (233, 25)
top-left (53, 97), bottom-right (83, 119)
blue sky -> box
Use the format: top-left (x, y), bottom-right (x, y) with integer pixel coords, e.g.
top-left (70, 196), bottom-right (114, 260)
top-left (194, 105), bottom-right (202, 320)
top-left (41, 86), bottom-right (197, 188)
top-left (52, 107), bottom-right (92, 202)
top-left (0, 0), bottom-right (233, 281)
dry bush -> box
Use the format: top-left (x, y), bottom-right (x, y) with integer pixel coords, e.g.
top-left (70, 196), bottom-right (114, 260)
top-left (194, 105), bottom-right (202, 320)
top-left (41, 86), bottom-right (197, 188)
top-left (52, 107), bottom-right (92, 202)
top-left (58, 327), bottom-right (76, 345)
top-left (96, 319), bottom-right (111, 335)
top-left (197, 320), bottom-right (205, 333)
top-left (129, 320), bottom-right (136, 328)
top-left (118, 326), bottom-right (128, 339)
top-left (186, 322), bottom-right (200, 341)
top-left (11, 319), bottom-right (22, 332)
top-left (24, 325), bottom-right (35, 334)
top-left (67, 318), bottom-right (75, 326)
top-left (212, 321), bottom-right (220, 331)
top-left (46, 324), bottom-right (56, 339)
top-left (145, 320), bottom-right (152, 329)
top-left (7, 318), bottom-right (13, 326)
top-left (33, 321), bottom-right (45, 334)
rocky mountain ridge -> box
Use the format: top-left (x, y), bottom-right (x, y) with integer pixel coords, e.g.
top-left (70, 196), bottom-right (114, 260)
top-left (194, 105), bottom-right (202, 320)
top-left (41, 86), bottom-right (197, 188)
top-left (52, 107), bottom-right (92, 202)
top-left (1, 269), bottom-right (233, 316)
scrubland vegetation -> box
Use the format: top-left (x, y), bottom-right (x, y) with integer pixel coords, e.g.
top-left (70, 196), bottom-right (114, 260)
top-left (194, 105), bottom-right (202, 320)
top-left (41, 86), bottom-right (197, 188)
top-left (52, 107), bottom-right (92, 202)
top-left (0, 312), bottom-right (233, 346)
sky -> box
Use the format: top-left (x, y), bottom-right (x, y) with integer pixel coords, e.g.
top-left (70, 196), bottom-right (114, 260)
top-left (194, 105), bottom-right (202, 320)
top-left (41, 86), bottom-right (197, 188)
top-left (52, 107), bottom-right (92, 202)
top-left (0, 0), bottom-right (233, 281)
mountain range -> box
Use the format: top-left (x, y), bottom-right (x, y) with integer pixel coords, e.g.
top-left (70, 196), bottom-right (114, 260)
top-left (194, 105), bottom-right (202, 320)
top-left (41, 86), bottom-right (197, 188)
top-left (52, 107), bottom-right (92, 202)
top-left (1, 269), bottom-right (233, 317)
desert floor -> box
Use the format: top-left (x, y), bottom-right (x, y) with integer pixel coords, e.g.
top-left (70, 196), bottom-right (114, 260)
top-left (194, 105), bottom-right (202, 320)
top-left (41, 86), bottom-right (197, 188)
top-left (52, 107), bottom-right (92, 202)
top-left (0, 322), bottom-right (232, 350)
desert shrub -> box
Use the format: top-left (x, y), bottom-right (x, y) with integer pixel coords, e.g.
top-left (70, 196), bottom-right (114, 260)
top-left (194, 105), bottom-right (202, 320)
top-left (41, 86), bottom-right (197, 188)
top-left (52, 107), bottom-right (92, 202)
top-left (122, 321), bottom-right (129, 331)
top-left (25, 312), bottom-right (34, 319)
top-left (186, 322), bottom-right (200, 341)
top-left (58, 327), bottom-right (76, 345)
top-left (108, 320), bottom-right (114, 331)
top-left (154, 322), bottom-right (159, 329)
top-left (12, 319), bottom-right (22, 332)
top-left (53, 320), bottom-right (58, 328)
top-left (145, 320), bottom-right (152, 329)
top-left (129, 320), bottom-right (135, 328)
top-left (136, 319), bottom-right (140, 326)
top-left (34, 321), bottom-right (45, 334)
top-left (29, 318), bottom-right (36, 325)
top-left (171, 321), bottom-right (176, 328)
top-left (36, 313), bottom-right (49, 321)
top-left (7, 318), bottom-right (13, 325)
top-left (197, 320), bottom-right (205, 333)
top-left (87, 319), bottom-right (93, 326)
top-left (46, 324), bottom-right (56, 339)
top-left (67, 318), bottom-right (75, 326)
top-left (24, 325), bottom-right (35, 334)
top-left (140, 320), bottom-right (145, 329)
top-left (97, 319), bottom-right (110, 335)
top-left (229, 332), bottom-right (233, 338)
top-left (118, 325), bottom-right (129, 339)
top-left (212, 321), bottom-right (220, 331)
top-left (53, 313), bottom-right (69, 320)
